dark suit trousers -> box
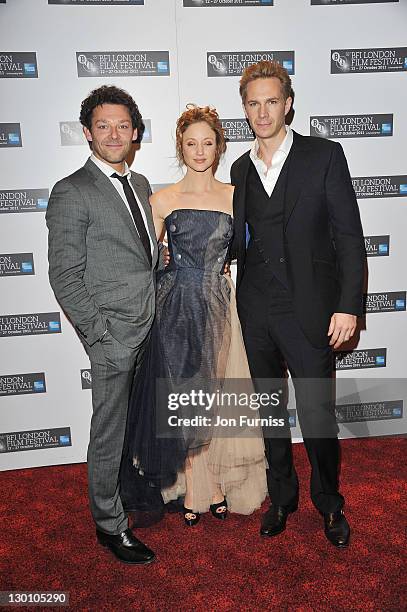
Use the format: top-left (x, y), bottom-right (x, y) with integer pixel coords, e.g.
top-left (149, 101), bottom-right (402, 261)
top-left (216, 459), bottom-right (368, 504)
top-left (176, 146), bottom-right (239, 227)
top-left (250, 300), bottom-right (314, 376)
top-left (238, 278), bottom-right (344, 514)
top-left (84, 331), bottom-right (148, 534)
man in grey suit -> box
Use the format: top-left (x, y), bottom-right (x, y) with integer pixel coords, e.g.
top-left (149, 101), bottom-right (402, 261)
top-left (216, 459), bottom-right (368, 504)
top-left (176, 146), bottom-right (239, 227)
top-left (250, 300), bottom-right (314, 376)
top-left (46, 86), bottom-right (157, 564)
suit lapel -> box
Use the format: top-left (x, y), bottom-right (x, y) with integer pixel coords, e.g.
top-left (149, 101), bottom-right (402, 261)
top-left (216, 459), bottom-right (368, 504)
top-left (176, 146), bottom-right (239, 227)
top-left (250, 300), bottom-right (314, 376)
top-left (284, 131), bottom-right (313, 229)
top-left (129, 172), bottom-right (158, 267)
top-left (129, 173), bottom-right (156, 244)
top-left (84, 159), bottom-right (154, 267)
top-left (234, 152), bottom-right (251, 250)
top-left (92, 170), bottom-right (140, 234)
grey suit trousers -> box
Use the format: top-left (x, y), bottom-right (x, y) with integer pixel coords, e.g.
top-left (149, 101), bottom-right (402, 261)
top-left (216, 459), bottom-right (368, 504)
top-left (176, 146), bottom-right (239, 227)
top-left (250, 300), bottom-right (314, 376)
top-left (84, 329), bottom-right (148, 534)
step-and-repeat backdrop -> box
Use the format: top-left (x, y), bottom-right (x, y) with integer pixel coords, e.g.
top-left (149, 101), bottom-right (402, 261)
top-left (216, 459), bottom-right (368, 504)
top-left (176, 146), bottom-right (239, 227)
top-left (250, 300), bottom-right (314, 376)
top-left (1, 0), bottom-right (406, 470)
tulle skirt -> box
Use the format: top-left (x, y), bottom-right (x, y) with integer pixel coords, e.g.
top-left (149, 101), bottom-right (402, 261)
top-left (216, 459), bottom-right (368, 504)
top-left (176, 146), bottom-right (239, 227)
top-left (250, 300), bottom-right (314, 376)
top-left (120, 271), bottom-right (267, 515)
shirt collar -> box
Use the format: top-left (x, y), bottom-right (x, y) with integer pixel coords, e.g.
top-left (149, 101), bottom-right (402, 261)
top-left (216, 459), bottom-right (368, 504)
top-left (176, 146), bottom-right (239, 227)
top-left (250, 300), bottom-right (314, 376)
top-left (250, 125), bottom-right (293, 164)
top-left (90, 154), bottom-right (130, 178)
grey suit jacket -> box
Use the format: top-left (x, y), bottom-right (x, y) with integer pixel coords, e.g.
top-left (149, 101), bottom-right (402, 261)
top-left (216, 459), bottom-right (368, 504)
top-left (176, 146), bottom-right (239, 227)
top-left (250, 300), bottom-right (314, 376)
top-left (46, 158), bottom-right (158, 348)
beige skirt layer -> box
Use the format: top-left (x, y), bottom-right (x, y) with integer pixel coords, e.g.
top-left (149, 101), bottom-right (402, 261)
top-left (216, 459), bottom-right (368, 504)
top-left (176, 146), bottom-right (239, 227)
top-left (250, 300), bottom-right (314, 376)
top-left (162, 276), bottom-right (268, 514)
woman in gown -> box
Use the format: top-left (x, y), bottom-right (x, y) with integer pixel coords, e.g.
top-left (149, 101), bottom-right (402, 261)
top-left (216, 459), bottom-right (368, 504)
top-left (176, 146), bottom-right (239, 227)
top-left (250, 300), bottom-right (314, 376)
top-left (120, 106), bottom-right (267, 525)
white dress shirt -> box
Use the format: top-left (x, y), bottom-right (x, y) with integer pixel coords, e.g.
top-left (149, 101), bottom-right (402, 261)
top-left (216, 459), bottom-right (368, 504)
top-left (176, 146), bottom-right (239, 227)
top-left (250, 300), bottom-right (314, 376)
top-left (249, 126), bottom-right (293, 197)
top-left (89, 154), bottom-right (154, 255)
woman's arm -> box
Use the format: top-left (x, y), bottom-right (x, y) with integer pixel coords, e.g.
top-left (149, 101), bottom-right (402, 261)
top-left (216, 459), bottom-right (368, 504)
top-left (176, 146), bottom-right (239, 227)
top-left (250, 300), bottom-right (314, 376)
top-left (149, 191), bottom-right (166, 241)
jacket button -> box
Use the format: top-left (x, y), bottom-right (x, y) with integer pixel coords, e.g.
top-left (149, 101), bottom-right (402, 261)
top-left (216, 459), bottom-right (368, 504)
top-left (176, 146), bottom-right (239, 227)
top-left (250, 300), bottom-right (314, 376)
top-left (169, 224), bottom-right (176, 232)
top-left (280, 257), bottom-right (285, 263)
top-left (175, 253), bottom-right (182, 260)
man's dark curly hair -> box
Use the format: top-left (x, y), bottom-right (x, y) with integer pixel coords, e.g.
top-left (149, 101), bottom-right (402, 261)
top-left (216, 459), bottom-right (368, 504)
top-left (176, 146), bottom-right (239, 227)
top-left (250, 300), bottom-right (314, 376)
top-left (79, 85), bottom-right (145, 143)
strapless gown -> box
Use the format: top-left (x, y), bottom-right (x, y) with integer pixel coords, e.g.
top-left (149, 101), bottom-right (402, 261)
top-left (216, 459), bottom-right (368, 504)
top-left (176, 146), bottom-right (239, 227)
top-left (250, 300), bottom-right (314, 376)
top-left (120, 209), bottom-right (267, 514)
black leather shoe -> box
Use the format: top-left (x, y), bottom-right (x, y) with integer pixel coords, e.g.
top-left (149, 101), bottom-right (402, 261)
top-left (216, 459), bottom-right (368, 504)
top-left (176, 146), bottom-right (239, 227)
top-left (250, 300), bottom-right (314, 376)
top-left (96, 528), bottom-right (155, 564)
top-left (323, 510), bottom-right (350, 548)
top-left (260, 504), bottom-right (296, 537)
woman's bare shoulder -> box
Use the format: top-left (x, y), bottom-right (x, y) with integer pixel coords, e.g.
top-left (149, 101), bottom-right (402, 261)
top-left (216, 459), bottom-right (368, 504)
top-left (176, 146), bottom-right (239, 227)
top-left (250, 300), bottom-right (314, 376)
top-left (216, 181), bottom-right (234, 207)
top-left (215, 180), bottom-right (234, 195)
top-left (150, 184), bottom-right (177, 204)
top-left (150, 185), bottom-right (180, 215)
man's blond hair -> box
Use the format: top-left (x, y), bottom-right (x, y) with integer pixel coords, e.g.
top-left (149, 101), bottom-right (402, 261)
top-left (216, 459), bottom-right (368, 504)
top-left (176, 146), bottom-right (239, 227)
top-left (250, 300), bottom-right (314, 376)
top-left (239, 60), bottom-right (292, 103)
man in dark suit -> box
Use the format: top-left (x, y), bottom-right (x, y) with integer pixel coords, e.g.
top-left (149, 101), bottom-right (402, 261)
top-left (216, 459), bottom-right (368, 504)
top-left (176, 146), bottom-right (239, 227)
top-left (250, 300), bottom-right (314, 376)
top-left (46, 86), bottom-right (158, 564)
top-left (231, 61), bottom-right (365, 547)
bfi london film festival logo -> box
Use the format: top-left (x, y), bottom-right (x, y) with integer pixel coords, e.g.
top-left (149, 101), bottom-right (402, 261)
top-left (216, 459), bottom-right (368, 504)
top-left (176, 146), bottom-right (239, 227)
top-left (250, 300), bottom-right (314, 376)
top-left (59, 122), bottom-right (86, 146)
top-left (0, 124), bottom-right (22, 147)
top-left (207, 51), bottom-right (294, 77)
top-left (364, 236), bottom-right (390, 257)
top-left (311, 0), bottom-right (398, 4)
top-left (49, 0), bottom-right (144, 4)
top-left (76, 51), bottom-right (170, 77)
top-left (331, 47), bottom-right (407, 74)
top-left (80, 369), bottom-right (92, 390)
top-left (0, 372), bottom-right (46, 397)
top-left (183, 0), bottom-right (273, 6)
top-left (0, 189), bottom-right (48, 214)
top-left (364, 291), bottom-right (406, 314)
top-left (310, 114), bottom-right (393, 139)
top-left (0, 427), bottom-right (72, 454)
top-left (60, 119), bottom-right (152, 145)
top-left (0, 52), bottom-right (38, 78)
top-left (0, 313), bottom-right (62, 337)
top-left (336, 400), bottom-right (403, 424)
top-left (353, 176), bottom-right (407, 199)
top-left (335, 348), bottom-right (387, 371)
top-left (0, 253), bottom-right (35, 276)
top-left (221, 119), bottom-right (254, 142)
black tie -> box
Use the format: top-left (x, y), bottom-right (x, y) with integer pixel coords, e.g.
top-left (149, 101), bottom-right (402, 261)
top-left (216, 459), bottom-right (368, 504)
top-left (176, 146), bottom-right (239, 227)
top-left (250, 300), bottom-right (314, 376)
top-left (111, 173), bottom-right (152, 265)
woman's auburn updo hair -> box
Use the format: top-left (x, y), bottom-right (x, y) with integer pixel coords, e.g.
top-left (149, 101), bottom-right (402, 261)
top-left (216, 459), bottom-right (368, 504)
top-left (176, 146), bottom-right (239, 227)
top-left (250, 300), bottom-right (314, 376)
top-left (176, 104), bottom-right (226, 174)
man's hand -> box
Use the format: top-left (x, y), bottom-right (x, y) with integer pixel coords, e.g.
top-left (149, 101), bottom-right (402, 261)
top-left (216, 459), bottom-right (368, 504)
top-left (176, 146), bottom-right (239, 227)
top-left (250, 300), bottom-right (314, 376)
top-left (328, 313), bottom-right (357, 349)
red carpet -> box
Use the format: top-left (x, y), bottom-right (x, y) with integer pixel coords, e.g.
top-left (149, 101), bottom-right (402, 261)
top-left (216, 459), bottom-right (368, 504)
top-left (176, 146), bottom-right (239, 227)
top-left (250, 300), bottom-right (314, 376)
top-left (1, 437), bottom-right (405, 611)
